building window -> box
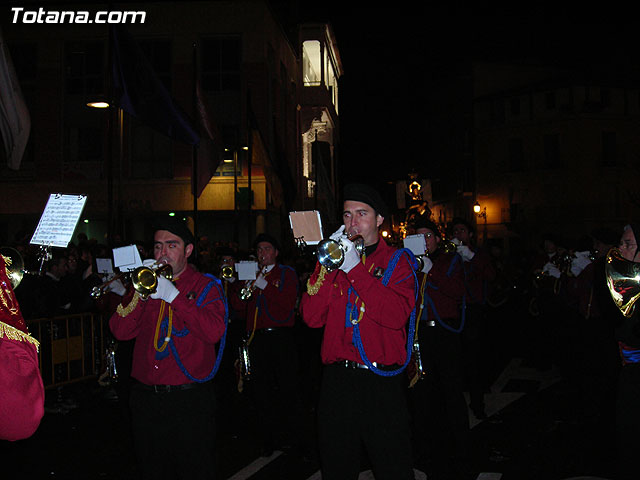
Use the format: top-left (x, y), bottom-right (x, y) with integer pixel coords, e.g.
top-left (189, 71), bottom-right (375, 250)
top-left (129, 117), bottom-right (172, 178)
top-left (64, 41), bottom-right (105, 166)
top-left (543, 134), bottom-right (560, 168)
top-left (202, 36), bottom-right (241, 92)
top-left (508, 138), bottom-right (524, 171)
top-left (302, 40), bottom-right (321, 86)
top-left (64, 41), bottom-right (104, 95)
top-left (602, 131), bottom-right (617, 166)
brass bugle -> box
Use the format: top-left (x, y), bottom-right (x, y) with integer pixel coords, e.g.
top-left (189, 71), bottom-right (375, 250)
top-left (90, 273), bottom-right (126, 298)
top-left (131, 263), bottom-right (173, 300)
top-left (605, 247), bottom-right (640, 318)
top-left (0, 247), bottom-right (43, 289)
top-left (239, 266), bottom-right (268, 301)
top-left (221, 265), bottom-right (234, 279)
top-left (316, 233), bottom-right (365, 271)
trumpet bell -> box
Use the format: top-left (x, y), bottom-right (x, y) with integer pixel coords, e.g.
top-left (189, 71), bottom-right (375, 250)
top-left (605, 247), bottom-right (640, 318)
top-left (0, 247), bottom-right (24, 289)
top-left (221, 265), bottom-right (234, 279)
top-left (316, 235), bottom-right (365, 271)
top-left (131, 264), bottom-right (173, 299)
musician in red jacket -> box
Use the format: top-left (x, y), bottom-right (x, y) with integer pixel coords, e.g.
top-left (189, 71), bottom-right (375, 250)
top-left (450, 217), bottom-right (496, 419)
top-left (231, 233), bottom-right (301, 456)
top-left (301, 183), bottom-right (416, 480)
top-left (409, 217), bottom-right (470, 478)
top-left (0, 251), bottom-right (44, 441)
top-left (109, 219), bottom-right (227, 479)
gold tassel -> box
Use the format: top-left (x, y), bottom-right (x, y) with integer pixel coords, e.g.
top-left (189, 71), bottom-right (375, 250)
top-left (0, 321), bottom-right (40, 351)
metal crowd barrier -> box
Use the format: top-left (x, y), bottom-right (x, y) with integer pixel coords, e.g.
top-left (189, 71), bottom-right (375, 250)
top-left (26, 312), bottom-right (110, 389)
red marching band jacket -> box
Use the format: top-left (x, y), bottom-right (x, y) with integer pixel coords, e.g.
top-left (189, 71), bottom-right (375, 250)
top-left (0, 254), bottom-right (45, 441)
top-left (301, 236), bottom-right (416, 367)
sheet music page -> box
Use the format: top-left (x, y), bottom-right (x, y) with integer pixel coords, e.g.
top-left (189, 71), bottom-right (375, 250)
top-left (289, 211), bottom-right (323, 245)
top-left (30, 194), bottom-right (87, 248)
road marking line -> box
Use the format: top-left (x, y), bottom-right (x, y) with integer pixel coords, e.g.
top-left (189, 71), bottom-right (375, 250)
top-left (226, 450), bottom-right (282, 480)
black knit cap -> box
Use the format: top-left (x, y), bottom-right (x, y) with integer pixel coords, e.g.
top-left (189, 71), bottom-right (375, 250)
top-left (253, 233), bottom-right (280, 252)
top-left (153, 217), bottom-right (195, 247)
top-left (343, 183), bottom-right (388, 219)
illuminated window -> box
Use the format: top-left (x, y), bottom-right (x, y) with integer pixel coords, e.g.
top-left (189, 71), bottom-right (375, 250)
top-left (303, 40), bottom-right (321, 86)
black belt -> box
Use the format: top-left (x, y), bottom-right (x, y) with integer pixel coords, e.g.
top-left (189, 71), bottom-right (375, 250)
top-left (334, 360), bottom-right (399, 371)
top-left (133, 381), bottom-right (206, 394)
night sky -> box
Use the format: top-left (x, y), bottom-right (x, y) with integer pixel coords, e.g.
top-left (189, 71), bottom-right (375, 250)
top-left (296, 3), bottom-right (638, 188)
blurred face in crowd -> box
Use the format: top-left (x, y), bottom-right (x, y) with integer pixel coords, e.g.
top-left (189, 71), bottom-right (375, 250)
top-left (221, 255), bottom-right (235, 269)
top-left (544, 240), bottom-right (558, 255)
top-left (452, 223), bottom-right (472, 246)
top-left (49, 257), bottom-right (69, 279)
top-left (256, 242), bottom-right (278, 268)
top-left (343, 200), bottom-right (383, 246)
top-left (154, 230), bottom-right (193, 277)
top-left (619, 227), bottom-right (638, 262)
top-left (417, 227), bottom-right (440, 254)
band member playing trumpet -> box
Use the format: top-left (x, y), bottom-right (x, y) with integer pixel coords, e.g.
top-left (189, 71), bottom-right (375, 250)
top-left (109, 219), bottom-right (227, 480)
top-left (409, 217), bottom-right (470, 478)
top-left (229, 233), bottom-right (301, 457)
top-left (450, 217), bottom-right (496, 420)
top-left (610, 223), bottom-right (640, 480)
top-left (301, 183), bottom-right (416, 480)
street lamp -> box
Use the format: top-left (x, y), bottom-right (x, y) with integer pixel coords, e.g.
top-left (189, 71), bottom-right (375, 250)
top-left (473, 201), bottom-right (487, 245)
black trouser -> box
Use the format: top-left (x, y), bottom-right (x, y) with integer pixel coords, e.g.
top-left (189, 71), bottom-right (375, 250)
top-left (317, 363), bottom-right (414, 480)
top-left (461, 303), bottom-right (487, 412)
top-left (246, 327), bottom-right (303, 449)
top-left (410, 319), bottom-right (470, 469)
top-left (130, 382), bottom-right (217, 480)
top-left (616, 363), bottom-right (640, 480)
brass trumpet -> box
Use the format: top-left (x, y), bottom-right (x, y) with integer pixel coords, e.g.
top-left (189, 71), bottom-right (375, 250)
top-left (0, 247), bottom-right (26, 289)
top-left (239, 266), bottom-right (268, 301)
top-left (220, 265), bottom-right (234, 279)
top-left (90, 262), bottom-right (173, 300)
top-left (131, 263), bottom-right (173, 300)
top-left (605, 247), bottom-right (640, 318)
top-left (316, 233), bottom-right (365, 271)
top-left (0, 247), bottom-right (44, 289)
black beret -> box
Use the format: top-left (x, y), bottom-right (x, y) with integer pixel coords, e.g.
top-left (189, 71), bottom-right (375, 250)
top-left (413, 216), bottom-right (440, 236)
top-left (343, 183), bottom-right (388, 219)
top-left (253, 233), bottom-right (280, 251)
top-left (153, 217), bottom-right (195, 247)
top-left (450, 217), bottom-right (474, 233)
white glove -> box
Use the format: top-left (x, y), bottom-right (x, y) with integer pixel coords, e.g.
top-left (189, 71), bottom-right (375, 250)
top-left (339, 237), bottom-right (360, 273)
top-left (570, 251), bottom-right (592, 277)
top-left (106, 278), bottom-right (127, 296)
top-left (150, 275), bottom-right (180, 303)
top-left (254, 272), bottom-right (268, 290)
top-left (330, 225), bottom-right (346, 242)
top-left (457, 245), bottom-right (475, 262)
top-left (421, 256), bottom-right (433, 274)
top-left (543, 262), bottom-right (561, 279)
